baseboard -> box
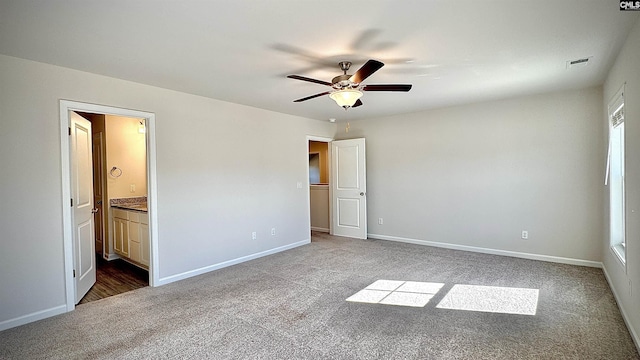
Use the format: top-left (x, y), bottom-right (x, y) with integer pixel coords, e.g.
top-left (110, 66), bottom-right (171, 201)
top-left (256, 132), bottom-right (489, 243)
top-left (311, 226), bottom-right (329, 233)
top-left (602, 265), bottom-right (640, 352)
top-left (368, 233), bottom-right (602, 268)
top-left (104, 253), bottom-right (120, 261)
top-left (157, 239), bottom-right (310, 286)
top-left (0, 304), bottom-right (67, 332)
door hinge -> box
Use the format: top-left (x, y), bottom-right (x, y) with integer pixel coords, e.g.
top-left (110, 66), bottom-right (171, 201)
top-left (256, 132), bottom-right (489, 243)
top-left (73, 269), bottom-right (76, 278)
top-left (69, 127), bottom-right (71, 136)
top-left (71, 198), bottom-right (73, 207)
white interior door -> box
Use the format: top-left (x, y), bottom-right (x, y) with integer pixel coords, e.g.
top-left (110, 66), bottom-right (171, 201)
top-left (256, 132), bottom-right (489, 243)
top-left (332, 138), bottom-right (367, 239)
top-left (71, 112), bottom-right (96, 303)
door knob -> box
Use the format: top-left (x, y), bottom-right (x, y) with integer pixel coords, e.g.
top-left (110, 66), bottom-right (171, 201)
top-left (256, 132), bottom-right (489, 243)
top-left (360, 192), bottom-right (365, 196)
top-left (91, 208), bottom-right (99, 214)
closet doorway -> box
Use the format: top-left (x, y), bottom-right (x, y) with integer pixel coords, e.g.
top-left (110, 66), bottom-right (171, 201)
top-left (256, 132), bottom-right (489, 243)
top-left (307, 136), bottom-right (333, 237)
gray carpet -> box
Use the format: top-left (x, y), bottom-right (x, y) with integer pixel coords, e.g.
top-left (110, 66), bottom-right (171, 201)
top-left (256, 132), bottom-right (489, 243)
top-left (1, 233), bottom-right (638, 359)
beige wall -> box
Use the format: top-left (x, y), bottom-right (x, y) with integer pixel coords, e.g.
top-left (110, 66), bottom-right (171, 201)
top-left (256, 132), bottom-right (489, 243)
top-left (603, 16), bottom-right (640, 348)
top-left (309, 141), bottom-right (329, 184)
top-left (105, 115), bottom-right (147, 198)
top-left (338, 87), bottom-right (604, 262)
top-left (0, 54), bottom-right (335, 329)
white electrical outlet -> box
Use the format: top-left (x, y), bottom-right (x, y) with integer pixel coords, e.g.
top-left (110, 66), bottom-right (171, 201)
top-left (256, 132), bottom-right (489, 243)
top-left (378, 218), bottom-right (383, 225)
top-left (271, 228), bottom-right (276, 236)
top-left (296, 182), bottom-right (302, 189)
top-left (130, 184), bottom-right (135, 193)
top-left (521, 230), bottom-right (528, 240)
top-left (252, 232), bottom-right (257, 240)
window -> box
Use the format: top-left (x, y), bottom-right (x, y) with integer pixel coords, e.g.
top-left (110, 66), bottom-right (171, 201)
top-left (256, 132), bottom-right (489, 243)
top-left (606, 86), bottom-right (625, 264)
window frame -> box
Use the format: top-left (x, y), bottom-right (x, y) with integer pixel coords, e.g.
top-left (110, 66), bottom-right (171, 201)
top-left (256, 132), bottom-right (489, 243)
top-left (607, 84), bottom-right (626, 267)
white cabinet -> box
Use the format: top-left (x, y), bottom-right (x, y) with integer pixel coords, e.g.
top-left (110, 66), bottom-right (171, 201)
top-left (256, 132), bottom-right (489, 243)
top-left (140, 216), bottom-right (150, 267)
top-left (112, 208), bottom-right (149, 269)
top-left (112, 209), bottom-right (129, 257)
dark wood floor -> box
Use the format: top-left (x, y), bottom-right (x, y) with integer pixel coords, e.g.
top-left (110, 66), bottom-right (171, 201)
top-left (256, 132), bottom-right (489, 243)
top-left (79, 255), bottom-right (149, 304)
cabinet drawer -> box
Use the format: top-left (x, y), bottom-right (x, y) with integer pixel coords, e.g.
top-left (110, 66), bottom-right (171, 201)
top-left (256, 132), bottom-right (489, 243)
top-left (113, 208), bottom-right (129, 220)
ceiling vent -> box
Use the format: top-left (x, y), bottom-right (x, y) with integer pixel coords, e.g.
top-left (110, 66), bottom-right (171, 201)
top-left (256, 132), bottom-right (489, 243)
top-left (566, 57), bottom-right (592, 69)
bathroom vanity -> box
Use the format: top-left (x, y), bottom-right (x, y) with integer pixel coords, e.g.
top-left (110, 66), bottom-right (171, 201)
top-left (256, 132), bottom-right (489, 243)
top-left (110, 197), bottom-right (149, 269)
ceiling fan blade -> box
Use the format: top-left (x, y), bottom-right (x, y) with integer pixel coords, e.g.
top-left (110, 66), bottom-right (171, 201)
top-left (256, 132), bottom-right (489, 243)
top-left (352, 99), bottom-right (363, 108)
top-left (287, 75), bottom-right (332, 87)
top-left (362, 84), bottom-right (412, 92)
top-left (293, 91), bottom-right (330, 102)
top-left (349, 59), bottom-right (384, 84)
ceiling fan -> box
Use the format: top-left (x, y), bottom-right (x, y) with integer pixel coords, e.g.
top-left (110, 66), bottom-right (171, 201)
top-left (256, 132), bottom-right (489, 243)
top-left (287, 59), bottom-right (412, 109)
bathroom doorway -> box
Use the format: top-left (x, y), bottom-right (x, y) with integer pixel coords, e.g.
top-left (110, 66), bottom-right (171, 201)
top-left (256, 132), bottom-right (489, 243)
top-left (74, 111), bottom-right (150, 304)
top-left (60, 100), bottom-right (158, 312)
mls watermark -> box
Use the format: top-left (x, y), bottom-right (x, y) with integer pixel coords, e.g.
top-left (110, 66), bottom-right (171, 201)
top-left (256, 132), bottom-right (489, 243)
top-left (620, 1), bottom-right (640, 10)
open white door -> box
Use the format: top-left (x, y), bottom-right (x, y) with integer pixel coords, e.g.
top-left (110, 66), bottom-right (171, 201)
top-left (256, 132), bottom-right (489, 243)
top-left (332, 138), bottom-right (367, 239)
top-left (70, 112), bottom-right (96, 303)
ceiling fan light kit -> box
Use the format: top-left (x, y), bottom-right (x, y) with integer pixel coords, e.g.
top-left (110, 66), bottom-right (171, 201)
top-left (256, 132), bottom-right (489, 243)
top-left (288, 59), bottom-right (412, 110)
top-left (329, 89), bottom-right (363, 109)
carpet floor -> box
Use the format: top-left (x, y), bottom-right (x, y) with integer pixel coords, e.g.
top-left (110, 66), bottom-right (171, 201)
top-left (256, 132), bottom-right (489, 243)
top-left (1, 233), bottom-right (638, 359)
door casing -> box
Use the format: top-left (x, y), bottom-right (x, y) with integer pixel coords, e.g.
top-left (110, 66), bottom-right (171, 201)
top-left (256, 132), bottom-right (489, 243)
top-left (59, 100), bottom-right (159, 312)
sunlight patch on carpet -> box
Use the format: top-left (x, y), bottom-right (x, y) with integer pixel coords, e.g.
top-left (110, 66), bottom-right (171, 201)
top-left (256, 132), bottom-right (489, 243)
top-left (346, 280), bottom-right (444, 307)
top-left (436, 284), bottom-right (539, 315)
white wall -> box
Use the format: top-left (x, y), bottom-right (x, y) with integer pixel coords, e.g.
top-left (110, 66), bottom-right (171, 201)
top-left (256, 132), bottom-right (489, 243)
top-left (603, 17), bottom-right (640, 348)
top-left (0, 54), bottom-right (334, 329)
top-left (338, 87), bottom-right (604, 263)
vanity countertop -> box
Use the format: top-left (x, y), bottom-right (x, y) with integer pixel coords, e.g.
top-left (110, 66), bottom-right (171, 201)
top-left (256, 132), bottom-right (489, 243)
top-left (111, 203), bottom-right (147, 212)
top-left (110, 197), bottom-right (147, 212)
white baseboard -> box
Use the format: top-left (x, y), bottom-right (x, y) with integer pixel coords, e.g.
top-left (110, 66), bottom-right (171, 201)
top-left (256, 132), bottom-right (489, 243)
top-left (157, 239), bottom-right (310, 286)
top-left (311, 226), bottom-right (329, 233)
top-left (602, 266), bottom-right (640, 352)
top-left (104, 253), bottom-right (120, 261)
top-left (0, 304), bottom-right (67, 332)
top-left (368, 233), bottom-right (602, 268)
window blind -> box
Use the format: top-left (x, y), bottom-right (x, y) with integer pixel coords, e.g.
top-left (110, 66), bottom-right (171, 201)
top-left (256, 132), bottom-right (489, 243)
top-left (611, 104), bottom-right (624, 128)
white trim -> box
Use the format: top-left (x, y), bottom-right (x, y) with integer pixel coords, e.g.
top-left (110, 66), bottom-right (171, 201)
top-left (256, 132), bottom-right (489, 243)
top-left (311, 226), bottom-right (330, 233)
top-left (611, 244), bottom-right (627, 268)
top-left (59, 104), bottom-right (74, 311)
top-left (156, 239), bottom-right (310, 286)
top-left (0, 305), bottom-right (67, 332)
top-left (59, 100), bottom-right (159, 316)
top-left (368, 233), bottom-right (602, 268)
top-left (104, 253), bottom-right (120, 261)
top-left (602, 265), bottom-right (640, 352)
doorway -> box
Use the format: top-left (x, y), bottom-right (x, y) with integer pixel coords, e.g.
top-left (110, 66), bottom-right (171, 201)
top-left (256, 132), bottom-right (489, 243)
top-left (307, 136), bottom-right (368, 240)
top-left (307, 136), bottom-right (333, 238)
top-left (74, 111), bottom-right (150, 304)
top-left (60, 100), bottom-right (158, 313)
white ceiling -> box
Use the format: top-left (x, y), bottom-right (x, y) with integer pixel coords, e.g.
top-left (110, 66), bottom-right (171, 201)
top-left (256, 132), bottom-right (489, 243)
top-left (0, 1), bottom-right (637, 122)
